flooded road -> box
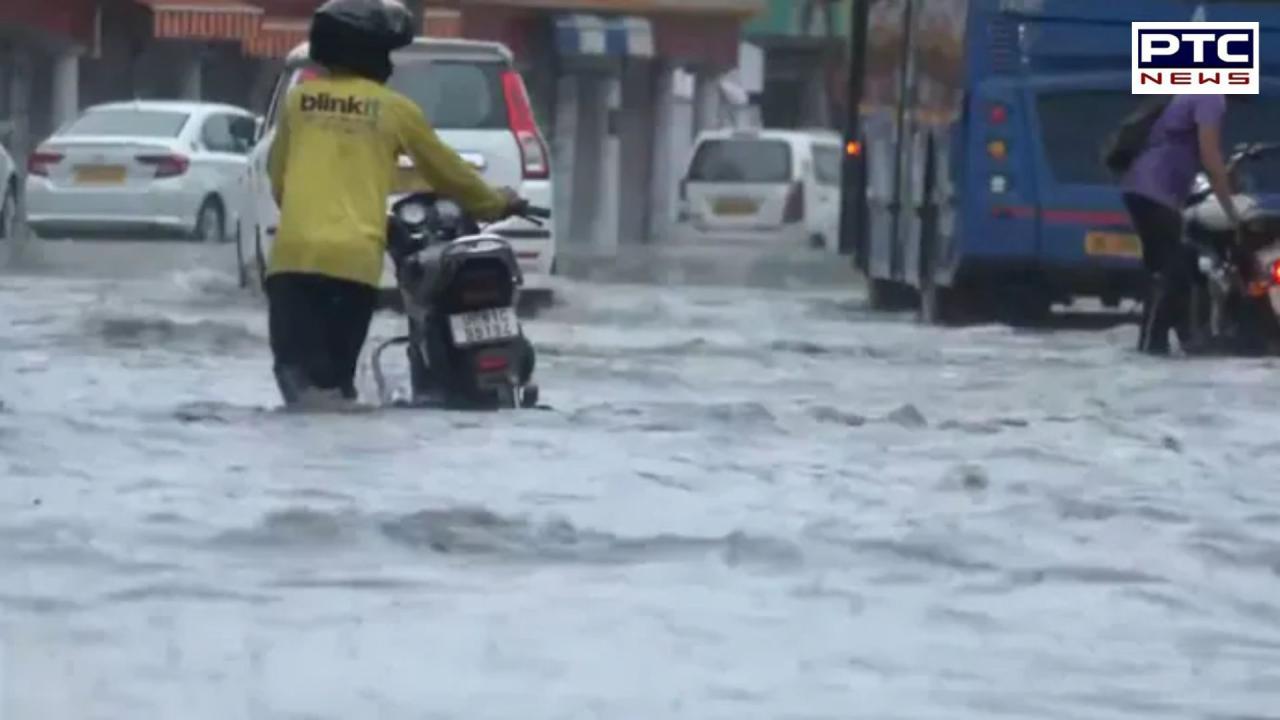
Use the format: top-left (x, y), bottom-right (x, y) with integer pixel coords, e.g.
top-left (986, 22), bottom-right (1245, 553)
top-left (3, 242), bottom-right (1280, 719)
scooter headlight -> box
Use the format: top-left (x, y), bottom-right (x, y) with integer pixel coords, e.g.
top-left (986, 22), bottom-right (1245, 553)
top-left (398, 201), bottom-right (429, 226)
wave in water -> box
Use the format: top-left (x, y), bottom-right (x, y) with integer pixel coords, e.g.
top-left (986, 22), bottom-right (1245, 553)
top-left (81, 312), bottom-right (262, 352)
top-left (212, 505), bottom-right (803, 568)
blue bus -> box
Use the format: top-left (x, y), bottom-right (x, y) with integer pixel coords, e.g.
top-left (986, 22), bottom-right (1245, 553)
top-left (848, 0), bottom-right (1280, 323)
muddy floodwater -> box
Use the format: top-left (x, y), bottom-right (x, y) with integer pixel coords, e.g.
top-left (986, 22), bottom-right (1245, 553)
top-left (3, 246), bottom-right (1280, 719)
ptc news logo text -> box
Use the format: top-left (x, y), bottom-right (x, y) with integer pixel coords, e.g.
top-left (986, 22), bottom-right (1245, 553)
top-left (1131, 21), bottom-right (1260, 95)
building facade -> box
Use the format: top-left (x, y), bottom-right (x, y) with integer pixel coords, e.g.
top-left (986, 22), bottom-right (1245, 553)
top-left (745, 0), bottom-right (850, 130)
top-left (0, 0), bottom-right (765, 248)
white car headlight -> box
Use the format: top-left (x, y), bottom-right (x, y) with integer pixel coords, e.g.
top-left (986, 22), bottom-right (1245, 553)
top-left (398, 201), bottom-right (428, 225)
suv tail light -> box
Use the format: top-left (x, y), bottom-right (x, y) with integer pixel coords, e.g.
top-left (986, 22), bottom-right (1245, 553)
top-left (27, 150), bottom-right (63, 177)
top-left (501, 70), bottom-right (550, 181)
top-left (783, 181), bottom-right (805, 223)
top-left (137, 154), bottom-right (189, 179)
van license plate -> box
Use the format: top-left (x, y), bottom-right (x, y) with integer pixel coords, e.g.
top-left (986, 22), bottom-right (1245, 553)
top-left (449, 307), bottom-right (519, 347)
top-left (713, 197), bottom-right (760, 216)
top-left (74, 165), bottom-right (126, 185)
top-left (1084, 231), bottom-right (1142, 259)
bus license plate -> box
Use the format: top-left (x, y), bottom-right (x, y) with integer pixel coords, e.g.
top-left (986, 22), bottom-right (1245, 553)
top-left (1084, 231), bottom-right (1142, 259)
top-left (449, 307), bottom-right (519, 347)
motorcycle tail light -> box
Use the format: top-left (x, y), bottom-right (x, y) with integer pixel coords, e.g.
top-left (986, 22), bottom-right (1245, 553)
top-left (1271, 259), bottom-right (1280, 285)
top-left (476, 354), bottom-right (508, 372)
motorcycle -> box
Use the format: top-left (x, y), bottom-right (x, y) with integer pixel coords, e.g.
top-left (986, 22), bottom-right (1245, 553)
top-left (1181, 142), bottom-right (1280, 356)
top-left (370, 191), bottom-right (550, 409)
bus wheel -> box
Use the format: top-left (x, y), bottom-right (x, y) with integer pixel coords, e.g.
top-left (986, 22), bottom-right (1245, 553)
top-left (867, 278), bottom-right (917, 311)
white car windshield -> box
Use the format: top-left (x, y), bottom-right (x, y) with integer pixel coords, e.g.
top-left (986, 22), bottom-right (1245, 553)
top-left (63, 109), bottom-right (190, 138)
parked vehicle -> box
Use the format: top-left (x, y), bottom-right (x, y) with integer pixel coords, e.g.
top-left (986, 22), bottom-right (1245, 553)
top-left (675, 128), bottom-right (842, 250)
top-left (242, 38), bottom-right (556, 308)
top-left (843, 0), bottom-right (1280, 324)
top-left (371, 190), bottom-right (549, 410)
top-left (25, 101), bottom-right (257, 242)
top-left (1182, 143), bottom-right (1280, 356)
top-left (0, 139), bottom-right (17, 240)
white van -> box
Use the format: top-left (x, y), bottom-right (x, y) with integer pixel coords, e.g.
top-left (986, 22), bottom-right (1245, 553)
top-left (238, 38), bottom-right (556, 302)
top-left (675, 128), bottom-right (843, 250)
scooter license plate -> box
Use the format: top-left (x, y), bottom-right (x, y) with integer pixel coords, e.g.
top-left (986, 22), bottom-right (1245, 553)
top-left (449, 307), bottom-right (519, 347)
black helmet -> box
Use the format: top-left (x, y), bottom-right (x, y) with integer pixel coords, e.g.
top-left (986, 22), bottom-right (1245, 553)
top-left (309, 0), bottom-right (415, 83)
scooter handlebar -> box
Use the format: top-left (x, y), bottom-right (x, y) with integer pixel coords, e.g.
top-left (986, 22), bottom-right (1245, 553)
top-left (522, 205), bottom-right (552, 220)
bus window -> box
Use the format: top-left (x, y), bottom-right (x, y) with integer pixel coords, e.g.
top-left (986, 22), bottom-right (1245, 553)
top-left (1035, 90), bottom-right (1146, 185)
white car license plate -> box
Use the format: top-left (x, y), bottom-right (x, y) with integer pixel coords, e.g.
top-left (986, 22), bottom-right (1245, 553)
top-left (449, 307), bottom-right (519, 347)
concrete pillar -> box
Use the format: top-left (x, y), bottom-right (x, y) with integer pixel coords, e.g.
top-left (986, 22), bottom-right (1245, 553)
top-left (694, 72), bottom-right (722, 134)
top-left (591, 74), bottom-right (621, 253)
top-left (648, 66), bottom-right (677, 243)
top-left (5, 45), bottom-right (34, 255)
top-left (618, 63), bottom-right (654, 246)
top-left (52, 51), bottom-right (81, 130)
top-left (568, 75), bottom-right (604, 249)
top-left (181, 51), bottom-right (203, 100)
top-left (551, 74), bottom-right (578, 249)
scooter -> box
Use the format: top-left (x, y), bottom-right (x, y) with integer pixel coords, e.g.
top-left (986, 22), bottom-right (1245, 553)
top-left (370, 192), bottom-right (550, 409)
top-left (1181, 142), bottom-right (1280, 356)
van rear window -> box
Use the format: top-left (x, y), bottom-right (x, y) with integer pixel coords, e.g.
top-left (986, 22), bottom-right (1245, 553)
top-left (688, 139), bottom-right (793, 183)
top-left (389, 59), bottom-right (507, 130)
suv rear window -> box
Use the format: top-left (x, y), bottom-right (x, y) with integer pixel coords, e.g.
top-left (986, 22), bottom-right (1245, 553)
top-left (688, 139), bottom-right (793, 183)
top-left (390, 59), bottom-right (506, 130)
top-left (64, 109), bottom-right (190, 138)
top-left (275, 59), bottom-right (508, 131)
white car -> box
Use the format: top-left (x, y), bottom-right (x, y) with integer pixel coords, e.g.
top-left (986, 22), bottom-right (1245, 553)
top-left (675, 128), bottom-right (844, 250)
top-left (240, 38), bottom-right (556, 303)
top-left (25, 100), bottom-right (257, 242)
top-left (0, 140), bottom-right (16, 240)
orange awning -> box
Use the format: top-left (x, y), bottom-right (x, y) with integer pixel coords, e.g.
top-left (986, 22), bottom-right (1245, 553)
top-left (133, 0), bottom-right (263, 42)
top-left (242, 16), bottom-right (309, 58)
top-left (242, 9), bottom-right (463, 59)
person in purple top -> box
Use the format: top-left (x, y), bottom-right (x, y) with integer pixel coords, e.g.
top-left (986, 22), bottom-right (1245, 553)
top-left (1121, 93), bottom-right (1239, 355)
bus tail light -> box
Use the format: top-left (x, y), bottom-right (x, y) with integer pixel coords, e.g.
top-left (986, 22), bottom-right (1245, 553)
top-left (987, 139), bottom-right (1007, 161)
top-left (990, 175), bottom-right (1010, 194)
top-left (989, 103), bottom-right (1008, 124)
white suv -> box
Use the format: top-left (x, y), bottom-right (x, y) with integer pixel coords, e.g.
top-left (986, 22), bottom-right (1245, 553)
top-left (675, 128), bottom-right (843, 251)
top-left (239, 38), bottom-right (556, 304)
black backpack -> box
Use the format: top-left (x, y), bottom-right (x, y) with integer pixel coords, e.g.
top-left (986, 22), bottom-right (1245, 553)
top-left (1101, 97), bottom-right (1173, 177)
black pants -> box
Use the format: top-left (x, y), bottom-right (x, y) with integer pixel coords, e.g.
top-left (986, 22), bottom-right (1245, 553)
top-left (1123, 193), bottom-right (1193, 354)
top-left (266, 273), bottom-right (377, 402)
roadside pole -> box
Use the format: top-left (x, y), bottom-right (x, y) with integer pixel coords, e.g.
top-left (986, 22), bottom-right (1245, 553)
top-left (837, 0), bottom-right (870, 267)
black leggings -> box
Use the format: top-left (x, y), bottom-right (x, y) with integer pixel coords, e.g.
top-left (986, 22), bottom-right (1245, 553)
top-left (266, 273), bottom-right (377, 401)
top-left (1122, 193), bottom-right (1193, 354)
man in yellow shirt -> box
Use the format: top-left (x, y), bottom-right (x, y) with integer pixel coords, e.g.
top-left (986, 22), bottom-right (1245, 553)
top-left (266, 0), bottom-right (521, 409)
